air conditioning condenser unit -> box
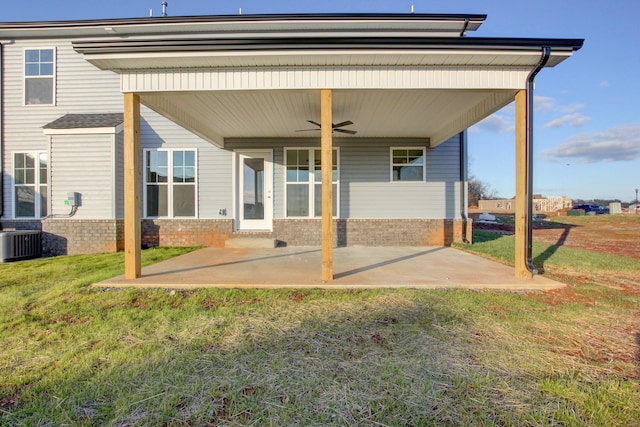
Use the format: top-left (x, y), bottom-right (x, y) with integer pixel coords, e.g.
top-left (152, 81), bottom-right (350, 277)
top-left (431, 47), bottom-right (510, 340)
top-left (0, 231), bottom-right (42, 263)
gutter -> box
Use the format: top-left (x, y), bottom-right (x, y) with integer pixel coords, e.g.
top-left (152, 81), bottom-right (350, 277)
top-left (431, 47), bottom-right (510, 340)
top-left (72, 36), bottom-right (584, 55)
top-left (0, 42), bottom-right (4, 218)
top-left (523, 47), bottom-right (551, 276)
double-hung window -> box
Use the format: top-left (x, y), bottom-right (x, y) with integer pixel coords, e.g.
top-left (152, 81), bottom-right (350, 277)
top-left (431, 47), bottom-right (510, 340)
top-left (24, 48), bottom-right (55, 105)
top-left (14, 152), bottom-right (48, 218)
top-left (285, 148), bottom-right (339, 218)
top-left (390, 147), bottom-right (426, 181)
top-left (144, 149), bottom-right (197, 218)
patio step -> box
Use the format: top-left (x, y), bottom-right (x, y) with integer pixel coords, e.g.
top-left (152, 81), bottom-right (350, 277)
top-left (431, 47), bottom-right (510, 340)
top-left (225, 237), bottom-right (277, 249)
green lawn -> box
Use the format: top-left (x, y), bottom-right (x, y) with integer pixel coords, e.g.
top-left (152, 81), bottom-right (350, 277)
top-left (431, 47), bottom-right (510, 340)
top-left (1, 244), bottom-right (638, 426)
top-left (457, 230), bottom-right (640, 276)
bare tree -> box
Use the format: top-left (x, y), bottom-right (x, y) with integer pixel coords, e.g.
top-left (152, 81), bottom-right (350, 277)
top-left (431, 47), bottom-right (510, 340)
top-left (468, 175), bottom-right (497, 207)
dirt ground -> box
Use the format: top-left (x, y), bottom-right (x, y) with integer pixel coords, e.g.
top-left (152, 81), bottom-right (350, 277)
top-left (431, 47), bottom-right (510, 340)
top-left (471, 213), bottom-right (640, 259)
top-left (471, 212), bottom-right (640, 295)
top-left (470, 212), bottom-right (639, 381)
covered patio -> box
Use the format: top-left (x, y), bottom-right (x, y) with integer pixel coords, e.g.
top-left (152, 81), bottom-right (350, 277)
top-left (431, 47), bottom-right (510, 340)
top-left (70, 14), bottom-right (582, 282)
top-left (99, 246), bottom-right (564, 290)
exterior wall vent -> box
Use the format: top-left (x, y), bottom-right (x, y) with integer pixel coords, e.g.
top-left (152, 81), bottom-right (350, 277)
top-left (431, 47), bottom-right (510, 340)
top-left (0, 231), bottom-right (42, 263)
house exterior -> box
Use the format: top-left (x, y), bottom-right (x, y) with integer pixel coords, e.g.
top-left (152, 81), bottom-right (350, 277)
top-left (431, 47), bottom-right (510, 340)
top-left (0, 13), bottom-right (582, 279)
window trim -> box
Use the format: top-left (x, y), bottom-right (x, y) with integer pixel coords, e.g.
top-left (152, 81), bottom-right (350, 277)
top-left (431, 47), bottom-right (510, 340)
top-left (143, 148), bottom-right (198, 219)
top-left (284, 147), bottom-right (340, 219)
top-left (389, 146), bottom-right (426, 182)
top-left (23, 47), bottom-right (56, 106)
top-left (13, 151), bottom-right (48, 219)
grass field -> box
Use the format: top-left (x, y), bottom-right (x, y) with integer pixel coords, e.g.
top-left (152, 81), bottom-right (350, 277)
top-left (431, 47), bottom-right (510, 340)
top-left (1, 231), bottom-right (639, 426)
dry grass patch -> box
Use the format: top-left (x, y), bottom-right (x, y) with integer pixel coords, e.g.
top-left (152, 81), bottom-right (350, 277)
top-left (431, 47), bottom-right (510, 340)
top-left (1, 245), bottom-right (639, 426)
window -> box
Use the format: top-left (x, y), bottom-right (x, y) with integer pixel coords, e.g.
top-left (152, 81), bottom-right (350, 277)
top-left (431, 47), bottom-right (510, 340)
top-left (24, 48), bottom-right (55, 105)
top-left (144, 149), bottom-right (197, 218)
top-left (14, 152), bottom-right (48, 218)
top-left (285, 148), bottom-right (338, 218)
top-left (391, 148), bottom-right (426, 181)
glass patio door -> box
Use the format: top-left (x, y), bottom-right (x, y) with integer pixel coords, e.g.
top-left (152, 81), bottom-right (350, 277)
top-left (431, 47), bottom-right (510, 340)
top-left (236, 150), bottom-right (273, 230)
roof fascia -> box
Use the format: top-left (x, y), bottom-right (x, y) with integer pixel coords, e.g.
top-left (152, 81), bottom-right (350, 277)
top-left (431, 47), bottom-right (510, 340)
top-left (43, 123), bottom-right (123, 135)
top-left (0, 13), bottom-right (486, 40)
top-left (73, 36), bottom-right (584, 55)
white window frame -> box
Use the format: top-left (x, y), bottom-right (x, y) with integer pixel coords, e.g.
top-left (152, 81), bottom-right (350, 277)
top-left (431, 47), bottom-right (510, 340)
top-left (143, 148), bottom-right (198, 219)
top-left (13, 151), bottom-right (48, 219)
top-left (390, 147), bottom-right (426, 182)
top-left (23, 47), bottom-right (56, 106)
top-left (284, 147), bottom-right (340, 218)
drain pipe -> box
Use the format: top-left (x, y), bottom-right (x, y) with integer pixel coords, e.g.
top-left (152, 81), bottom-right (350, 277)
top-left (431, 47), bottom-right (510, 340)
top-left (459, 130), bottom-right (469, 243)
top-left (0, 42), bottom-right (4, 219)
top-left (460, 18), bottom-right (470, 37)
top-left (523, 47), bottom-right (551, 275)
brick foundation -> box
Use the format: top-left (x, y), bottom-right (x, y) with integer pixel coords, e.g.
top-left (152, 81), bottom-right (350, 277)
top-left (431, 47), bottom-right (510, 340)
top-left (274, 218), bottom-right (471, 247)
top-left (2, 217), bottom-right (470, 256)
top-left (141, 219), bottom-right (233, 248)
top-left (41, 219), bottom-right (124, 256)
top-left (0, 220), bottom-right (43, 232)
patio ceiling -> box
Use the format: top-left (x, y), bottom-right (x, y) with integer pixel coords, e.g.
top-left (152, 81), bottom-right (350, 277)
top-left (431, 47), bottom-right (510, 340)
top-left (140, 88), bottom-right (517, 146)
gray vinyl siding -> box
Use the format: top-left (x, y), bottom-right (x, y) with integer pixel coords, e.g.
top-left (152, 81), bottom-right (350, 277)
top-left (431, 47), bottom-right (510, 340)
top-left (49, 134), bottom-right (114, 219)
top-left (341, 135), bottom-right (462, 219)
top-left (2, 39), bottom-right (121, 218)
top-left (114, 131), bottom-right (124, 219)
top-left (1, 38), bottom-right (464, 222)
top-left (139, 113), bottom-right (232, 219)
top-left (227, 136), bottom-right (463, 220)
top-left (1, 38), bottom-right (232, 220)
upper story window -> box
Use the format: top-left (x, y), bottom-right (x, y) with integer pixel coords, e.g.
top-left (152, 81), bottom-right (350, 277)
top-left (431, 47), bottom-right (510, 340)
top-left (24, 48), bottom-right (55, 105)
top-left (14, 152), bottom-right (48, 218)
top-left (144, 149), bottom-right (197, 218)
top-left (390, 148), bottom-right (426, 181)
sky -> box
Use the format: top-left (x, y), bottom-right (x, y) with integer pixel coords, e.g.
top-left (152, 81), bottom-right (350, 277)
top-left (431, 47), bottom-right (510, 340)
top-left (3, 0), bottom-right (639, 202)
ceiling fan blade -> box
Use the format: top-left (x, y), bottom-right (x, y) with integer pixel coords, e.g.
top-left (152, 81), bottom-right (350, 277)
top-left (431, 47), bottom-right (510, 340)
top-left (295, 129), bottom-right (320, 132)
top-left (333, 120), bottom-right (354, 128)
top-left (307, 120), bottom-right (321, 127)
top-left (334, 129), bottom-right (357, 135)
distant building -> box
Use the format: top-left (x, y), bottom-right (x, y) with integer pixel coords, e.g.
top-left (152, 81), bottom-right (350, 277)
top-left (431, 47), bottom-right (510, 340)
top-left (478, 195), bottom-right (572, 213)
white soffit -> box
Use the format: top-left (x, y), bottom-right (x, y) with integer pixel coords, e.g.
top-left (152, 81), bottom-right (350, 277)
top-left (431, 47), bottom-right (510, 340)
top-left (86, 49), bottom-right (573, 71)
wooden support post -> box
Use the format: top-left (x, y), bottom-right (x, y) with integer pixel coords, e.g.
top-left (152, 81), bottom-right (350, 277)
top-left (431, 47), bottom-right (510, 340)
top-left (321, 89), bottom-right (333, 282)
top-left (124, 92), bottom-right (141, 279)
top-left (514, 89), bottom-right (529, 279)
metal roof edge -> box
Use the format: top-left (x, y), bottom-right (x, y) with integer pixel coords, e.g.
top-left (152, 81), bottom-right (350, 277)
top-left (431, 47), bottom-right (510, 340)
top-left (0, 13), bottom-right (488, 29)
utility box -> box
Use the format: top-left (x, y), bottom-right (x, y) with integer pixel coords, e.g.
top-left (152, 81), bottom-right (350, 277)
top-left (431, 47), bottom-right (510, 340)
top-left (65, 192), bottom-right (81, 207)
top-left (609, 202), bottom-right (621, 214)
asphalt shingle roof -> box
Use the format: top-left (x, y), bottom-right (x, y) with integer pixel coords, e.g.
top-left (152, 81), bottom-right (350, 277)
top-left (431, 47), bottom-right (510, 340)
top-left (43, 113), bottom-right (124, 129)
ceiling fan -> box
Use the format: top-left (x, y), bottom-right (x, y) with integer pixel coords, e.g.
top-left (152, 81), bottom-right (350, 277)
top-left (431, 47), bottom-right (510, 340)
top-left (296, 120), bottom-right (357, 135)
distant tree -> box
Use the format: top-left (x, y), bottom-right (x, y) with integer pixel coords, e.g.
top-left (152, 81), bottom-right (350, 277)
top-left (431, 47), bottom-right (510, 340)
top-left (468, 175), bottom-right (497, 207)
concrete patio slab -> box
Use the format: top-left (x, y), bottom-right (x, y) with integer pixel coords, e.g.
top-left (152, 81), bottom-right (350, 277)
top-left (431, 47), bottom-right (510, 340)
top-left (98, 246), bottom-right (565, 291)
